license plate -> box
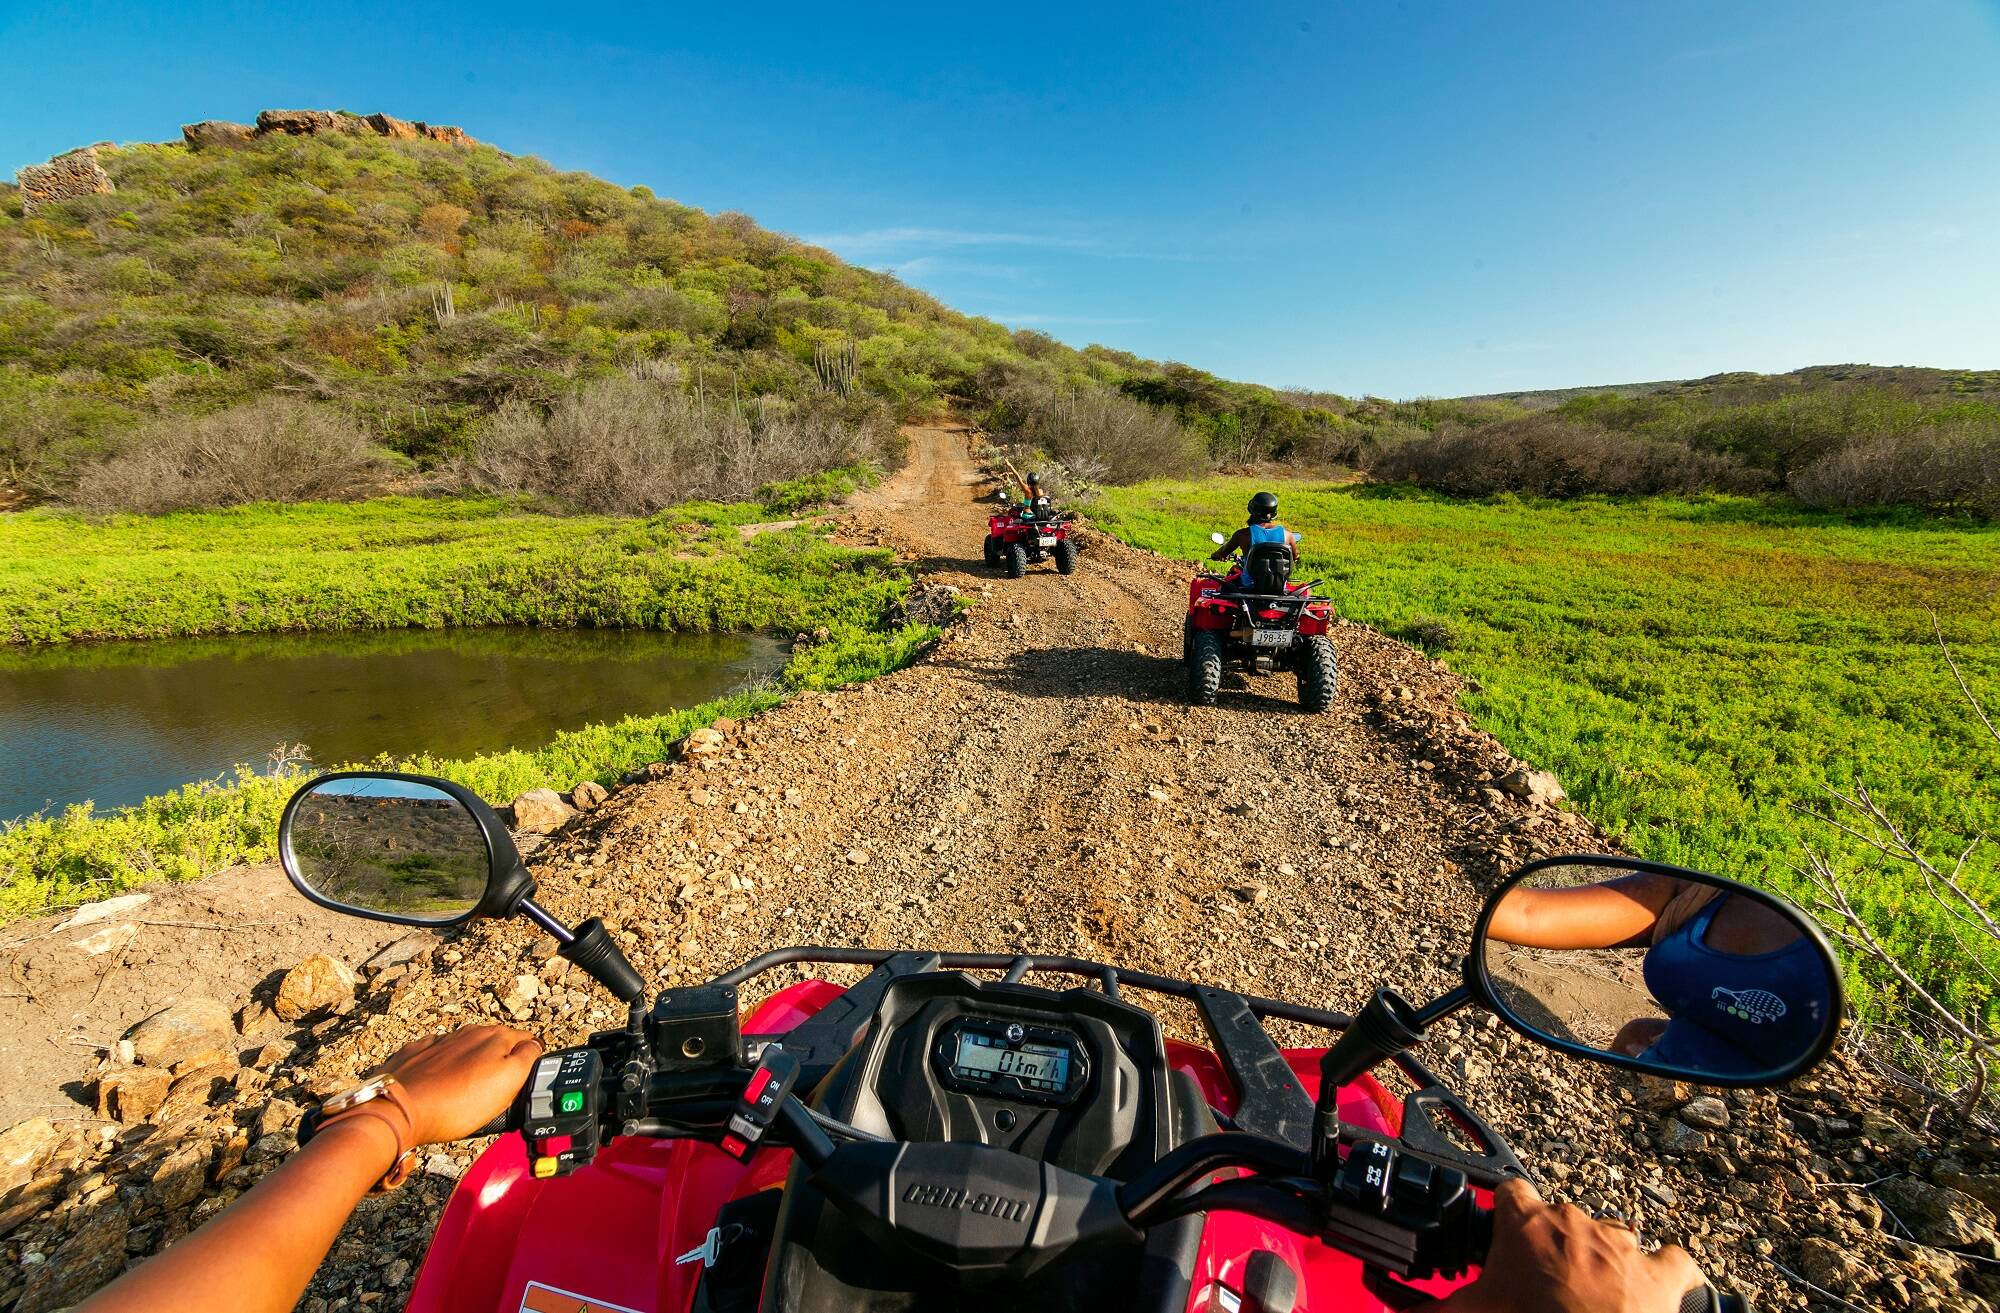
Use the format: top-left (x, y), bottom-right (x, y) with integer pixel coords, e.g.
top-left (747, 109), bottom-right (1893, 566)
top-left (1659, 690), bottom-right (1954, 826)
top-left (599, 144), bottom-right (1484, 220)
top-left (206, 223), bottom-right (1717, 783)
top-left (1250, 629), bottom-right (1293, 648)
top-left (1038, 535), bottom-right (1057, 547)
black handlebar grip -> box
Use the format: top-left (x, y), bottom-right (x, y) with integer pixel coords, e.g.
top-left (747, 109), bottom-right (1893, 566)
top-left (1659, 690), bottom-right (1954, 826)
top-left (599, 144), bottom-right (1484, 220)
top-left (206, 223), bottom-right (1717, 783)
top-left (1678, 1289), bottom-right (1747, 1313)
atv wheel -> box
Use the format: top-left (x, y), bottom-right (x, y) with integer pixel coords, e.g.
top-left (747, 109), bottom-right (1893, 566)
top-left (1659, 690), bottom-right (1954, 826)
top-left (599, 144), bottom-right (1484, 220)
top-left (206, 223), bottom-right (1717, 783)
top-left (1005, 542), bottom-right (1028, 578)
top-left (982, 535), bottom-right (1001, 568)
top-left (1298, 634), bottom-right (1338, 712)
top-left (1052, 539), bottom-right (1077, 574)
top-left (1187, 630), bottom-right (1223, 706)
top-left (1181, 617), bottom-right (1196, 663)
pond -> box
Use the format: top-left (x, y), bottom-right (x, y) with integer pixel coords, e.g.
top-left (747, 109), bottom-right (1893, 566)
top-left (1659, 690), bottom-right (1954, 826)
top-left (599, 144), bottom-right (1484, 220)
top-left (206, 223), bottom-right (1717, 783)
top-left (0, 627), bottom-right (786, 820)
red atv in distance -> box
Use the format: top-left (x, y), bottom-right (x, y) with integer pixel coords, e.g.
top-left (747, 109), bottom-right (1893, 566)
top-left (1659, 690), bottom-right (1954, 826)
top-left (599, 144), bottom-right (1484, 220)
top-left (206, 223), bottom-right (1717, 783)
top-left (984, 497), bottom-right (1077, 577)
top-left (1185, 532), bottom-right (1338, 711)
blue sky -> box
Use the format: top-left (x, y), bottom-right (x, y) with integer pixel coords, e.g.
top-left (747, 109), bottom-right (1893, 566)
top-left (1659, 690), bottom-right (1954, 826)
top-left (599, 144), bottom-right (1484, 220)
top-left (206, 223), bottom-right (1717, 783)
top-left (4, 1), bottom-right (1996, 397)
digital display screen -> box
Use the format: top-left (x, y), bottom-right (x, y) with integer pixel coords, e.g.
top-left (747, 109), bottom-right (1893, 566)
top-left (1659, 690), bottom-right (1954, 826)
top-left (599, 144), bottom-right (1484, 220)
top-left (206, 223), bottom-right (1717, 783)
top-left (952, 1032), bottom-right (1071, 1093)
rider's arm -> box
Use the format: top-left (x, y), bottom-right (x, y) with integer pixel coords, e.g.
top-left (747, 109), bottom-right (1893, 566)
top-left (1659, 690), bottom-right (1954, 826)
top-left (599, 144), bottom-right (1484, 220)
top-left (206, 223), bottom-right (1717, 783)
top-left (1426, 1178), bottom-right (1701, 1313)
top-left (1209, 528), bottom-right (1249, 561)
top-left (1483, 873), bottom-right (1680, 950)
top-left (77, 1025), bottom-right (541, 1313)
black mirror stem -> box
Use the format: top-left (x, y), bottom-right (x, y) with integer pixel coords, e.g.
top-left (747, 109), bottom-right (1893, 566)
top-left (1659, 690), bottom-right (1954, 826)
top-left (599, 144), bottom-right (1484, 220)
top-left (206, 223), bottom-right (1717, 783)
top-left (554, 914), bottom-right (648, 1005)
top-left (1312, 985), bottom-right (1475, 1171)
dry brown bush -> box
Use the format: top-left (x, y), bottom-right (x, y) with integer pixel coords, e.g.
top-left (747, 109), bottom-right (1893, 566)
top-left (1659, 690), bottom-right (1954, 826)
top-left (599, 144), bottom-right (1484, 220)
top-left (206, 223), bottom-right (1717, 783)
top-left (462, 372), bottom-right (879, 514)
top-left (1368, 414), bottom-right (1768, 498)
top-left (983, 379), bottom-right (1206, 484)
top-left (66, 398), bottom-right (390, 513)
top-left (1789, 425), bottom-right (2000, 518)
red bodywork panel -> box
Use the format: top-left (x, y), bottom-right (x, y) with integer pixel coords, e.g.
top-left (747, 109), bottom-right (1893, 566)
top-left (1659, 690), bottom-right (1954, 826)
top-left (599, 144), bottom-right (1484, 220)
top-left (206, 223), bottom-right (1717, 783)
top-left (408, 981), bottom-right (1479, 1313)
top-left (1188, 576), bottom-right (1333, 636)
top-left (989, 512), bottom-right (1067, 545)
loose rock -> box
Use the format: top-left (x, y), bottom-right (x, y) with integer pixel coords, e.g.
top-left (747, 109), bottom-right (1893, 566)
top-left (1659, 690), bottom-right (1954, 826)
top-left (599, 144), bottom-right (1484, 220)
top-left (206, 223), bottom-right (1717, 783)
top-left (274, 954), bottom-right (356, 1021)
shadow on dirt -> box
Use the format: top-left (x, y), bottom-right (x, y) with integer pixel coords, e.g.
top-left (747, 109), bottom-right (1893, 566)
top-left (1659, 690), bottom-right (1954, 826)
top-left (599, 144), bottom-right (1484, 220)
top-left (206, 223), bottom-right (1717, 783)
top-left (938, 645), bottom-right (1321, 715)
top-left (908, 551), bottom-right (1000, 577)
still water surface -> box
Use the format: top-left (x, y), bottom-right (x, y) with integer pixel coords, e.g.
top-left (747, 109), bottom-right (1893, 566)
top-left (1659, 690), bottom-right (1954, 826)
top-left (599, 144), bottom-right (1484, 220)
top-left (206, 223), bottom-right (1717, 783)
top-left (0, 628), bottom-right (784, 820)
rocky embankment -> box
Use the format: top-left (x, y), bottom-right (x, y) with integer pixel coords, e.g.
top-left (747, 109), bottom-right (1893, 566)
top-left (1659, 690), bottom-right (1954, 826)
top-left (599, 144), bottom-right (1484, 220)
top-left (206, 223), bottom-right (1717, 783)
top-left (0, 426), bottom-right (1992, 1311)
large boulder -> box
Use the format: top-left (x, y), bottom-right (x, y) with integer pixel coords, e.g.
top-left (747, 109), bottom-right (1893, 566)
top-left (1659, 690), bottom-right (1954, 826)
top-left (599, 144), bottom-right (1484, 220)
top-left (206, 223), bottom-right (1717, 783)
top-left (16, 148), bottom-right (114, 213)
top-left (181, 120), bottom-right (256, 150)
top-left (570, 780), bottom-right (609, 812)
top-left (1494, 766), bottom-right (1565, 805)
top-left (256, 108), bottom-right (341, 135)
top-left (94, 1067), bottom-right (174, 1123)
top-left (0, 1117), bottom-right (59, 1196)
top-left (511, 787), bottom-right (574, 833)
top-left (685, 727), bottom-right (727, 757)
top-left (124, 997), bottom-right (236, 1068)
top-left (1876, 1177), bottom-right (1997, 1248)
top-left (273, 953), bottom-right (356, 1021)
top-left (365, 112), bottom-right (420, 139)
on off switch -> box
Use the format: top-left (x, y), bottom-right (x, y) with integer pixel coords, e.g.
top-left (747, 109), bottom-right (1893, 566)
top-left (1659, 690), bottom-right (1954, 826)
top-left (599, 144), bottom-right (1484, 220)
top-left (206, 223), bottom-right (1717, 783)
top-left (720, 1048), bottom-right (802, 1163)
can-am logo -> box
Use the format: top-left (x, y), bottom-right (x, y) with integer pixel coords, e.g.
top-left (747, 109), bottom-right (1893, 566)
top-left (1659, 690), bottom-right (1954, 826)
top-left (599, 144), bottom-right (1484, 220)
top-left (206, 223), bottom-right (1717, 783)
top-left (902, 1182), bottom-right (1029, 1222)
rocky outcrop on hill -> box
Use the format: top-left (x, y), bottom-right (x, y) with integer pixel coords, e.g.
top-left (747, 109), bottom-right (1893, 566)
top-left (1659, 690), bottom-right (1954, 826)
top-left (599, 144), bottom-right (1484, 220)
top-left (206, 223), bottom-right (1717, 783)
top-left (14, 148), bottom-right (113, 212)
top-left (183, 110), bottom-right (478, 151)
top-left (16, 110), bottom-right (482, 213)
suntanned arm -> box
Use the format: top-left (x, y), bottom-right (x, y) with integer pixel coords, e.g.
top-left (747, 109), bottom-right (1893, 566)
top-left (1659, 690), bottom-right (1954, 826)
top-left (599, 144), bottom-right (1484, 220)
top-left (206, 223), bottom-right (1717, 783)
top-left (1483, 872), bottom-right (1682, 951)
top-left (1208, 527), bottom-right (1250, 561)
top-left (79, 1025), bottom-right (540, 1313)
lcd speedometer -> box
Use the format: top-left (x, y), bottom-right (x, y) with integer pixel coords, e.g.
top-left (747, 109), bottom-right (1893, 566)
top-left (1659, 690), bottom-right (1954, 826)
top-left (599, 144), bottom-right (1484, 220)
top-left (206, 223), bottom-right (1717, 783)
top-left (932, 1016), bottom-right (1088, 1105)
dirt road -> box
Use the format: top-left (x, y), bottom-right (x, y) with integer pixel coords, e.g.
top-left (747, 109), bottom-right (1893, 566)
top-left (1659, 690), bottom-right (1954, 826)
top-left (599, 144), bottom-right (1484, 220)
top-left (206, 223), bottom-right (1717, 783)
top-left (3, 426), bottom-right (1965, 1313)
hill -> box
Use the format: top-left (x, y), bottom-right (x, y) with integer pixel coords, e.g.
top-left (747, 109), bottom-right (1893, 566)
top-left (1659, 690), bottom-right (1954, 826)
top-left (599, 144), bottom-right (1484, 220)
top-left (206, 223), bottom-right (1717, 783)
top-left (4, 111), bottom-right (1994, 517)
top-left (2, 109), bottom-right (1363, 509)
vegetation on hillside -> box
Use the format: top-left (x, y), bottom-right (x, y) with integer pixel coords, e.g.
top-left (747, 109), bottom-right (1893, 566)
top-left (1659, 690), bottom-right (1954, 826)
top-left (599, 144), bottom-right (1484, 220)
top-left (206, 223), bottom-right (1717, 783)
top-left (0, 128), bottom-right (1126, 506)
top-left (1096, 478), bottom-right (2000, 1059)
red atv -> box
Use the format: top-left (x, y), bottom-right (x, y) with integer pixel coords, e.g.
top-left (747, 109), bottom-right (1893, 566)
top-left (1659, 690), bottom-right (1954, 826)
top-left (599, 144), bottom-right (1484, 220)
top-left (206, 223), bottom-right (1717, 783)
top-left (281, 772), bottom-right (1836, 1313)
top-left (1185, 532), bottom-right (1338, 710)
top-left (985, 497), bottom-right (1077, 577)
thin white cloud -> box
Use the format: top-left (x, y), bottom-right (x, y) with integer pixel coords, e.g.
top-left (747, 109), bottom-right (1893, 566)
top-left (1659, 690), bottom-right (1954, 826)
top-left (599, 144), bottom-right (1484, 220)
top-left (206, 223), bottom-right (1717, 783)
top-left (801, 227), bottom-right (1089, 256)
top-left (993, 313), bottom-right (1151, 327)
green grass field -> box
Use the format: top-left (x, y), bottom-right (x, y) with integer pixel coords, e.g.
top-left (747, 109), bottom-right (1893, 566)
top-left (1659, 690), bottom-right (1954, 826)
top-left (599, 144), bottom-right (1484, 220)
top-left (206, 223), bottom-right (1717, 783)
top-left (0, 475), bottom-right (938, 919)
top-left (1095, 479), bottom-right (2000, 1029)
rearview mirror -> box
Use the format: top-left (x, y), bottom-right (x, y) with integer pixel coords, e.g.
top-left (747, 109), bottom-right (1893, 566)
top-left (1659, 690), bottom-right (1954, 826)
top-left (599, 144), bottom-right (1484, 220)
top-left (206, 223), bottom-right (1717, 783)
top-left (1209, 531), bottom-right (1227, 545)
top-left (1468, 855), bottom-right (1842, 1087)
top-left (280, 772), bottom-right (523, 927)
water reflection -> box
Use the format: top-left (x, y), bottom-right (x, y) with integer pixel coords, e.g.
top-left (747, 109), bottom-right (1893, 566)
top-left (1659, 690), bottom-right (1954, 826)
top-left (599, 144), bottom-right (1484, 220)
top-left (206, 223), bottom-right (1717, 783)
top-left (0, 627), bottom-right (784, 819)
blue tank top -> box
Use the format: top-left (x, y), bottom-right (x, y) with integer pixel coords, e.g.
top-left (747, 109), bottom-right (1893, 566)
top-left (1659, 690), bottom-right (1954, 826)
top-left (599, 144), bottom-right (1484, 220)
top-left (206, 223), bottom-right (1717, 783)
top-left (1639, 895), bottom-right (1831, 1077)
top-left (1247, 522), bottom-right (1288, 546)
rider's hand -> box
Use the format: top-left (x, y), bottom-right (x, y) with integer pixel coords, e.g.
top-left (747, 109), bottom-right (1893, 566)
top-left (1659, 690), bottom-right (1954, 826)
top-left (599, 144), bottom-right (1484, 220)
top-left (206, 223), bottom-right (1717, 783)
top-left (1432, 1179), bottom-right (1703, 1313)
top-left (374, 1024), bottom-right (543, 1146)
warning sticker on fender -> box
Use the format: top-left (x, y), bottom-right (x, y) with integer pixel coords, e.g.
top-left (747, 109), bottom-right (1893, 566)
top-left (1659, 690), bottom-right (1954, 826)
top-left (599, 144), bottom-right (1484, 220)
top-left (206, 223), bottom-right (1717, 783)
top-left (519, 1281), bottom-right (644, 1313)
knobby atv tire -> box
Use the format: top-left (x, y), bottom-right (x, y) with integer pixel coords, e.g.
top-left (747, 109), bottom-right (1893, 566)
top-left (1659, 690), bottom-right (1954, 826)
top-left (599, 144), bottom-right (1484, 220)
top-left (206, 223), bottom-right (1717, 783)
top-left (1187, 630), bottom-right (1223, 706)
top-left (1298, 634), bottom-right (1338, 712)
top-left (1005, 542), bottom-right (1028, 578)
top-left (1052, 539), bottom-right (1077, 574)
top-left (983, 535), bottom-right (1001, 568)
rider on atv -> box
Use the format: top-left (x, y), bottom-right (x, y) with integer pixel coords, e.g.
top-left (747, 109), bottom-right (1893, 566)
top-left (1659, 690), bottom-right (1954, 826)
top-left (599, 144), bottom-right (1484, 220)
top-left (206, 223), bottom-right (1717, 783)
top-left (1210, 490), bottom-right (1300, 588)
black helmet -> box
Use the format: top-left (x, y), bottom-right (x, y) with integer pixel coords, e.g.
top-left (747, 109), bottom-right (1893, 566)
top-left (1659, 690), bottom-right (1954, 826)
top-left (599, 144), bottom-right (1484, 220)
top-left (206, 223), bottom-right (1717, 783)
top-left (1026, 471), bottom-right (1041, 486)
top-left (1248, 491), bottom-right (1279, 522)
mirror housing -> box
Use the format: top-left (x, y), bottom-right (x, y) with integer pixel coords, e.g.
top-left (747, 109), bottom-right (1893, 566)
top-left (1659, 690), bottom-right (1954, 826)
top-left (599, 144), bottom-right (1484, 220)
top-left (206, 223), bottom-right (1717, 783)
top-left (279, 771), bottom-right (536, 928)
top-left (1209, 531), bottom-right (1228, 545)
top-left (1466, 855), bottom-right (1844, 1088)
